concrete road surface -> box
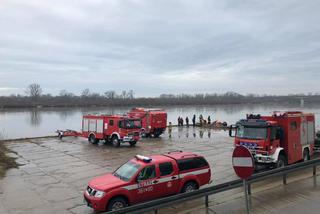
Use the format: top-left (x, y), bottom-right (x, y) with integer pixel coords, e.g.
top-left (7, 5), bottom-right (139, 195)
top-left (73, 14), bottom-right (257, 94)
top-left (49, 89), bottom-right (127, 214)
top-left (0, 127), bottom-right (319, 214)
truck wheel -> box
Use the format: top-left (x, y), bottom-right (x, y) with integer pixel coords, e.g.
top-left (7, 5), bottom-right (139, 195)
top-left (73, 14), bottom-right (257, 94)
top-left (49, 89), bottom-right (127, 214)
top-left (112, 136), bottom-right (120, 147)
top-left (181, 181), bottom-right (198, 193)
top-left (88, 134), bottom-right (99, 144)
top-left (303, 149), bottom-right (310, 161)
top-left (276, 155), bottom-right (287, 168)
top-left (153, 129), bottom-right (161, 138)
top-left (129, 141), bottom-right (136, 147)
top-left (107, 197), bottom-right (128, 211)
top-left (58, 132), bottom-right (63, 139)
top-left (140, 129), bottom-right (146, 137)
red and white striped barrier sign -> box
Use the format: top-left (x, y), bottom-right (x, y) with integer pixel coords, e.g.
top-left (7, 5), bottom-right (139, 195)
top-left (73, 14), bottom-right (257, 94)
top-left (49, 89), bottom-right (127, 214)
top-left (232, 145), bottom-right (254, 179)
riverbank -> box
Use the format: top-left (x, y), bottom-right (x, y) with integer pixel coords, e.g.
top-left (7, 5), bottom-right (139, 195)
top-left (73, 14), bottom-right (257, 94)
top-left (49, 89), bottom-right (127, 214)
top-left (1, 94), bottom-right (319, 109)
top-left (0, 143), bottom-right (18, 177)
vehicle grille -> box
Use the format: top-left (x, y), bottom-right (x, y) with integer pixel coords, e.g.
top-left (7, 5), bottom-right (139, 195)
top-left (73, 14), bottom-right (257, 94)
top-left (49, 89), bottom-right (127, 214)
top-left (87, 186), bottom-right (96, 196)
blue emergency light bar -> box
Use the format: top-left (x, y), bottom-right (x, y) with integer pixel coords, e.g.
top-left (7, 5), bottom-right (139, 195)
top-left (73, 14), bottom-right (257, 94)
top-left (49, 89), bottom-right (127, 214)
top-left (135, 155), bottom-right (152, 163)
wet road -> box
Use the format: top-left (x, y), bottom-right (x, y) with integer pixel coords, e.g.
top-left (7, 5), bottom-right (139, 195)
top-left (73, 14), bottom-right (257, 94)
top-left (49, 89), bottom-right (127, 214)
top-left (0, 127), bottom-right (235, 214)
top-left (0, 127), bottom-right (319, 214)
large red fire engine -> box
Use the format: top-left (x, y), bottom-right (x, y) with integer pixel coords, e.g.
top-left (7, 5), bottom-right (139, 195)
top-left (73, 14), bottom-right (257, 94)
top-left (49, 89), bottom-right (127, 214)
top-left (229, 111), bottom-right (315, 168)
top-left (58, 114), bottom-right (141, 147)
top-left (128, 108), bottom-right (167, 137)
top-left (84, 151), bottom-right (211, 212)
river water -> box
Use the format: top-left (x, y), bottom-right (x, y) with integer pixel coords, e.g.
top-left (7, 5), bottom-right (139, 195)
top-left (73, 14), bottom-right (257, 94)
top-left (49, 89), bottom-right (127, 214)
top-left (0, 104), bottom-right (320, 139)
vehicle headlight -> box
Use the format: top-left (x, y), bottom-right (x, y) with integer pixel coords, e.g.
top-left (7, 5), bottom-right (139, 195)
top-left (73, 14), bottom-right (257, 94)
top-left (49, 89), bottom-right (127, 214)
top-left (94, 190), bottom-right (105, 198)
top-left (148, 125), bottom-right (151, 129)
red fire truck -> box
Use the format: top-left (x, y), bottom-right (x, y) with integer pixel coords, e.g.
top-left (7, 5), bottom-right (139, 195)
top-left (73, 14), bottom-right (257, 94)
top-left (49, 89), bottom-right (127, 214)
top-left (128, 108), bottom-right (167, 137)
top-left (229, 111), bottom-right (315, 168)
top-left (84, 151), bottom-right (211, 212)
top-left (58, 114), bottom-right (141, 147)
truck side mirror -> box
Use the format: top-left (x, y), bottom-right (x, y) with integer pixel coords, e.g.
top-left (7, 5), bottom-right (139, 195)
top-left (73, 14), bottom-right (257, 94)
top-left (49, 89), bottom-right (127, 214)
top-left (136, 174), bottom-right (143, 183)
top-left (229, 125), bottom-right (236, 137)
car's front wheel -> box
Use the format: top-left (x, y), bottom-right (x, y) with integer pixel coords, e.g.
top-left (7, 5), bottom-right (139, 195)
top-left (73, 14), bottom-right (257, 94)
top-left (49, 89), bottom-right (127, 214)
top-left (107, 197), bottom-right (128, 211)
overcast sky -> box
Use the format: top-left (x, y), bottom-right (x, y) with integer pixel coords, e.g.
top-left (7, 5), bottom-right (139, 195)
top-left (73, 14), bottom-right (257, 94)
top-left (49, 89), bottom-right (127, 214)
top-left (0, 0), bottom-right (320, 97)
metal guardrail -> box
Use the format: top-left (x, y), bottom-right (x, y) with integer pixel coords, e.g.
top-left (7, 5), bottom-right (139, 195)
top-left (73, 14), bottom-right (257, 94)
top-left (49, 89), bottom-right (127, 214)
top-left (106, 158), bottom-right (320, 214)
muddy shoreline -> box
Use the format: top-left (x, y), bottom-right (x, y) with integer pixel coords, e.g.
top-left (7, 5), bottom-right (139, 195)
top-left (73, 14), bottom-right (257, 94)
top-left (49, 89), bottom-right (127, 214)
top-left (0, 143), bottom-right (19, 177)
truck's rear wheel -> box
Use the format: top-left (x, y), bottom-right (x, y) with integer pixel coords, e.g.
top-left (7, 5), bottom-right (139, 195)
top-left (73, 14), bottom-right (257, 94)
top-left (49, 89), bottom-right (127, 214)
top-left (153, 129), bottom-right (162, 138)
top-left (181, 181), bottom-right (198, 193)
top-left (107, 197), bottom-right (128, 211)
top-left (129, 141), bottom-right (136, 147)
top-left (276, 154), bottom-right (287, 168)
top-left (88, 134), bottom-right (99, 144)
top-left (112, 136), bottom-right (120, 147)
top-left (303, 149), bottom-right (310, 161)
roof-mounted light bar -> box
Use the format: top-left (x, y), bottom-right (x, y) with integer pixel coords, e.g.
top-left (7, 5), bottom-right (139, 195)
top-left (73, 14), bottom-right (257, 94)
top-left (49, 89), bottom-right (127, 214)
top-left (135, 155), bottom-right (152, 163)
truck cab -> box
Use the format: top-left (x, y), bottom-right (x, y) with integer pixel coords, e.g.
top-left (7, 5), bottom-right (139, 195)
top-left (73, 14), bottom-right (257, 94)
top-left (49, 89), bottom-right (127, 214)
top-left (84, 151), bottom-right (211, 212)
top-left (230, 112), bottom-right (315, 168)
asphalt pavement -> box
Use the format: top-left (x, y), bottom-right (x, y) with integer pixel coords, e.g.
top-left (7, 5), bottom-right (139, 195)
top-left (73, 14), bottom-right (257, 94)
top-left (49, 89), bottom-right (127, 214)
top-left (0, 127), bottom-right (319, 214)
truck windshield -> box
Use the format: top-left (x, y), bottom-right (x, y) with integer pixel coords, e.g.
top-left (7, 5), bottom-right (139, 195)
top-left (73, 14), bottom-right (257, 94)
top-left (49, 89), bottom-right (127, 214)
top-left (120, 119), bottom-right (141, 129)
top-left (236, 125), bottom-right (267, 140)
top-left (113, 161), bottom-right (141, 182)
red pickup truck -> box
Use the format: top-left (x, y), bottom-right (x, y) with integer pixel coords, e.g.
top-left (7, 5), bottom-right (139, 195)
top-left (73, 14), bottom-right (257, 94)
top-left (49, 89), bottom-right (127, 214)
top-left (84, 151), bottom-right (211, 212)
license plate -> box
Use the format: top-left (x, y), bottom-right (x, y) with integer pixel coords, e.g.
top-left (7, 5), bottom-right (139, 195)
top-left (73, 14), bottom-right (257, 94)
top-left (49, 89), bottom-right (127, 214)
top-left (123, 136), bottom-right (133, 141)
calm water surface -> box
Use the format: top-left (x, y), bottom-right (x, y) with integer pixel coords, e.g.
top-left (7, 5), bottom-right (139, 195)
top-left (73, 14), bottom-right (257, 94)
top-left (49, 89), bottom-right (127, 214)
top-left (1, 104), bottom-right (320, 139)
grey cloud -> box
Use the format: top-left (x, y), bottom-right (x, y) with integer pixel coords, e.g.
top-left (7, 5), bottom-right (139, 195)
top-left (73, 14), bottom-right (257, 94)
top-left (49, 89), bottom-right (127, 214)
top-left (0, 0), bottom-right (320, 96)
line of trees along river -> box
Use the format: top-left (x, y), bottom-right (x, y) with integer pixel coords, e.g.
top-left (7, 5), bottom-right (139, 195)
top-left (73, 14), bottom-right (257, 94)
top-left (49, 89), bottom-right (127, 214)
top-left (1, 83), bottom-right (320, 109)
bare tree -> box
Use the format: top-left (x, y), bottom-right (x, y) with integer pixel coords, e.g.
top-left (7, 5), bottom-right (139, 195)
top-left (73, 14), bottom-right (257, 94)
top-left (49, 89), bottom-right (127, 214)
top-left (121, 90), bottom-right (127, 99)
top-left (90, 92), bottom-right (101, 98)
top-left (128, 90), bottom-right (134, 99)
top-left (104, 90), bottom-right (116, 99)
top-left (81, 88), bottom-right (90, 97)
top-left (59, 90), bottom-right (74, 97)
top-left (25, 83), bottom-right (42, 99)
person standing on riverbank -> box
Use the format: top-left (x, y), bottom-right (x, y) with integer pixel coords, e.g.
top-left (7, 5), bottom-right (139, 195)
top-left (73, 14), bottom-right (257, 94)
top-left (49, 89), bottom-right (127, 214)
top-left (168, 122), bottom-right (172, 138)
top-left (192, 115), bottom-right (196, 127)
top-left (186, 117), bottom-right (189, 127)
top-left (208, 116), bottom-right (211, 124)
top-left (199, 114), bottom-right (203, 126)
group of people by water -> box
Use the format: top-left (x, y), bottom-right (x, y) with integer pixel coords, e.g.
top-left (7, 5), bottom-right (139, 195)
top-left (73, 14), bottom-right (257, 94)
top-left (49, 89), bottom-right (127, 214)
top-left (176, 114), bottom-right (227, 127)
top-left (165, 114), bottom-right (229, 139)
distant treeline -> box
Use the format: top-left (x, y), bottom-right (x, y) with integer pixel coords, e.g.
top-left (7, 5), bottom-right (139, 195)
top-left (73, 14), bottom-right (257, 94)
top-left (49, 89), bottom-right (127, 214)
top-left (1, 86), bottom-right (320, 108)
